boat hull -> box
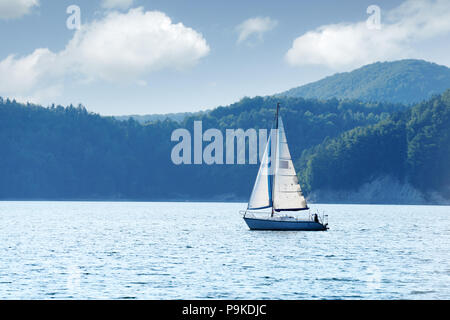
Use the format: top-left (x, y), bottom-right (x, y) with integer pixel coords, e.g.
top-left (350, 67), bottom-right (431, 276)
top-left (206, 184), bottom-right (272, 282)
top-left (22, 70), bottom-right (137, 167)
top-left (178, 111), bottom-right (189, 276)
top-left (243, 217), bottom-right (328, 231)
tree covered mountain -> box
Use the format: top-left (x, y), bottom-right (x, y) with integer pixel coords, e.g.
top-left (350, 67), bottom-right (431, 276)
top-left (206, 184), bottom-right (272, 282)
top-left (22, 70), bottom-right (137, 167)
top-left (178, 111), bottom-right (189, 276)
top-left (0, 95), bottom-right (409, 201)
top-left (1, 59), bottom-right (449, 203)
top-left (116, 59), bottom-right (450, 125)
top-left (279, 60), bottom-right (450, 105)
top-left (297, 89), bottom-right (450, 203)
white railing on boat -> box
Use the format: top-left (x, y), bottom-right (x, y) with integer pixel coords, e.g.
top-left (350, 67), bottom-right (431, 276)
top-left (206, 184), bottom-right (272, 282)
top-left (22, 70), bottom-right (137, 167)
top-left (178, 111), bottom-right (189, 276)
top-left (241, 209), bottom-right (328, 225)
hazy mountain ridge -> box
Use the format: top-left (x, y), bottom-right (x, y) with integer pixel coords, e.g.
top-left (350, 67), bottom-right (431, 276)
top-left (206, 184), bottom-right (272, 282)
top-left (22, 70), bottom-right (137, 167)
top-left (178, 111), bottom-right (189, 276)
top-left (114, 110), bottom-right (207, 124)
top-left (279, 59), bottom-right (450, 105)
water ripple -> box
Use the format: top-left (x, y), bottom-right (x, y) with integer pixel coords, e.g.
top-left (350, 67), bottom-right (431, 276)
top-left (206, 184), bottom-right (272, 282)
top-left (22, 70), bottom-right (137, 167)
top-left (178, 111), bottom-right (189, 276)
top-left (0, 201), bottom-right (449, 299)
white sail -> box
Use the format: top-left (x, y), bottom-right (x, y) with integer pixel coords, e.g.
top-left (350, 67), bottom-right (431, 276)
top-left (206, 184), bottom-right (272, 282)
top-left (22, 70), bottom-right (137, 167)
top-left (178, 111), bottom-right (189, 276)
top-left (273, 117), bottom-right (308, 211)
top-left (247, 109), bottom-right (308, 212)
top-left (247, 130), bottom-right (274, 209)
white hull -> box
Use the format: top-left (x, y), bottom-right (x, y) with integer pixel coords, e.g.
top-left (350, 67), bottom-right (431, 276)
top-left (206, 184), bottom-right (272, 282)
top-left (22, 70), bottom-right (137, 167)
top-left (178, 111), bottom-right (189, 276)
top-left (243, 216), bottom-right (328, 231)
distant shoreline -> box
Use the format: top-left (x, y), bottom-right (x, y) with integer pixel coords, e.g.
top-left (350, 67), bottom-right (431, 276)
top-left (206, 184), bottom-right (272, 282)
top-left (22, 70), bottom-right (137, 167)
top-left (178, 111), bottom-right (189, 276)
top-left (0, 198), bottom-right (449, 206)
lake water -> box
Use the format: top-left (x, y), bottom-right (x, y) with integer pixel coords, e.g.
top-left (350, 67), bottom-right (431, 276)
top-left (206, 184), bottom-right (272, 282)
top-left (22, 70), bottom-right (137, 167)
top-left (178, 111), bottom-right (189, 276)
top-left (0, 201), bottom-right (449, 299)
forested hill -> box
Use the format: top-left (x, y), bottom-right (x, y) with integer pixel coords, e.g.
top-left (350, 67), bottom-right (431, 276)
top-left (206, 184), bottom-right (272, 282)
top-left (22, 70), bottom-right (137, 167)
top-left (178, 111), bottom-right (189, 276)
top-left (297, 89), bottom-right (450, 203)
top-left (279, 60), bottom-right (450, 105)
top-left (0, 95), bottom-right (411, 201)
top-left (115, 59), bottom-right (450, 124)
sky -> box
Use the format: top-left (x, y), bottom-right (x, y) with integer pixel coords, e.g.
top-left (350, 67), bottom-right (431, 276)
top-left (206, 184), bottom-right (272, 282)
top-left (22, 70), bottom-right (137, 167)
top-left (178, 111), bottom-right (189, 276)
top-left (0, 0), bottom-right (449, 115)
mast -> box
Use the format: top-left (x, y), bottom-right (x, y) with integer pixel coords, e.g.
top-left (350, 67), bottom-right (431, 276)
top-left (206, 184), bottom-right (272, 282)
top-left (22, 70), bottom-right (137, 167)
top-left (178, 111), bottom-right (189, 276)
top-left (247, 102), bottom-right (308, 214)
top-left (271, 103), bottom-right (280, 217)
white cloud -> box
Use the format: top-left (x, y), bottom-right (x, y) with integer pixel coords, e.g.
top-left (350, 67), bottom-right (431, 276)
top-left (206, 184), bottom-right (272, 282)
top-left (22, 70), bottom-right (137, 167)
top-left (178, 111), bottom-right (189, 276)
top-left (0, 49), bottom-right (63, 101)
top-left (0, 0), bottom-right (39, 19)
top-left (65, 8), bottom-right (210, 81)
top-left (0, 8), bottom-right (210, 102)
top-left (236, 16), bottom-right (278, 44)
top-left (286, 0), bottom-right (450, 69)
top-left (101, 0), bottom-right (133, 10)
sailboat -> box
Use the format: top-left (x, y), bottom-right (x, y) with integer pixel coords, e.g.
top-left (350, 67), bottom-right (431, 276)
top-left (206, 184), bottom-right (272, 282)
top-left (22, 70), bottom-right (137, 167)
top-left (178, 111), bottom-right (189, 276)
top-left (242, 103), bottom-right (328, 231)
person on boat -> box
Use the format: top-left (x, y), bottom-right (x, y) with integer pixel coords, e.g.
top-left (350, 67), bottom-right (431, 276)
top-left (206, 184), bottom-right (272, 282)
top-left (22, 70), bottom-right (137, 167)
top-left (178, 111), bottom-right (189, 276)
top-left (313, 214), bottom-right (319, 223)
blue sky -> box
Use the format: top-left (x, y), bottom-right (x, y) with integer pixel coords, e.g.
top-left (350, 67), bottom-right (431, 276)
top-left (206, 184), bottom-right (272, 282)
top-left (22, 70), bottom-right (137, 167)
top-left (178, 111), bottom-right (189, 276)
top-left (0, 0), bottom-right (449, 115)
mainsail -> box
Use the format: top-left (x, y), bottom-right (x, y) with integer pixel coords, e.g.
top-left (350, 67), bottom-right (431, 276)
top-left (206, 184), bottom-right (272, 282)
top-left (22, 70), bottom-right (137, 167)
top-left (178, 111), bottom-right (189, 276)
top-left (247, 104), bottom-right (308, 212)
top-left (272, 117), bottom-right (308, 211)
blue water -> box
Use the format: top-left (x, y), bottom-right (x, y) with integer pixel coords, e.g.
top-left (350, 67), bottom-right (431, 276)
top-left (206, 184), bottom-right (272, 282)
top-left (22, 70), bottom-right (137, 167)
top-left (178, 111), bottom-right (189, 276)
top-left (0, 201), bottom-right (449, 299)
